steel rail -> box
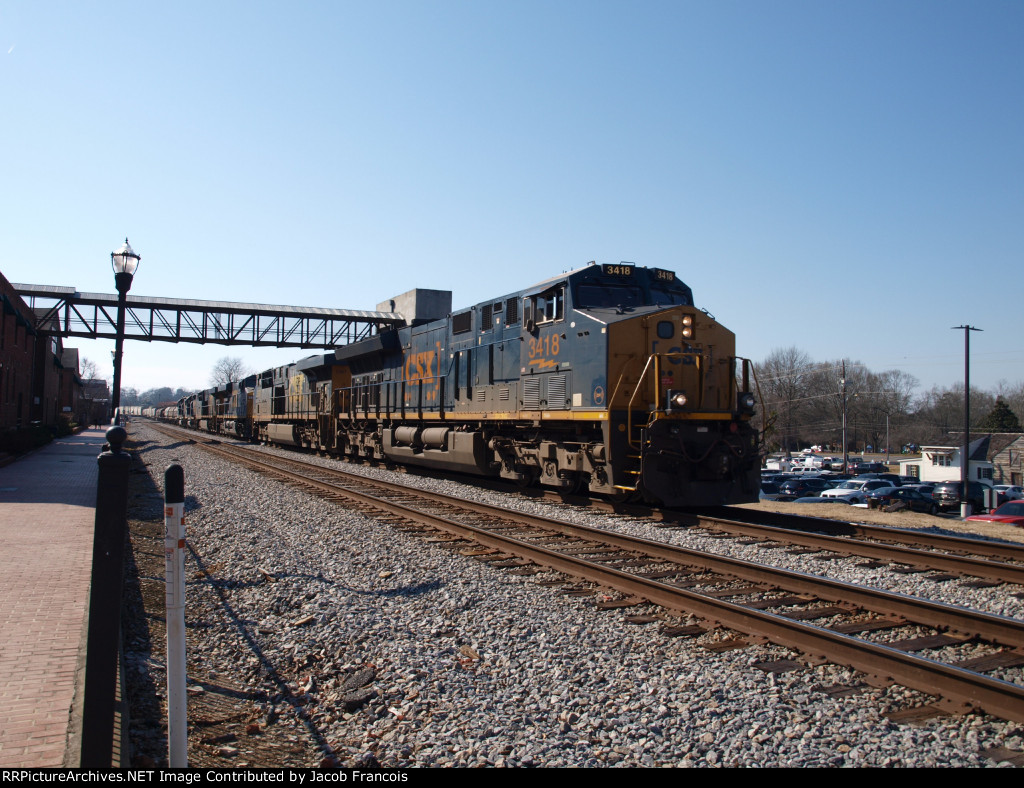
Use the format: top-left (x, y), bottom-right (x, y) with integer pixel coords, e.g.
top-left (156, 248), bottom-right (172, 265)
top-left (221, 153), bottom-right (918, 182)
top-left (186, 438), bottom-right (1024, 723)
top-left (686, 514), bottom-right (1024, 586)
top-left (706, 506), bottom-right (1024, 564)
top-left (153, 422), bottom-right (1024, 579)
top-left (190, 435), bottom-right (1024, 648)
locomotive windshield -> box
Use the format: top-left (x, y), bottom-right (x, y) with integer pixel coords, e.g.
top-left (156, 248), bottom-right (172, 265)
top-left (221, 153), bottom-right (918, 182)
top-left (649, 285), bottom-right (692, 306)
top-left (574, 281), bottom-right (693, 309)
top-left (575, 283), bottom-right (646, 309)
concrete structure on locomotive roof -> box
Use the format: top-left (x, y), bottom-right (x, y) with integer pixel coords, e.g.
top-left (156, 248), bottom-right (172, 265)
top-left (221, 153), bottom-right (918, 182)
top-left (377, 289), bottom-right (452, 327)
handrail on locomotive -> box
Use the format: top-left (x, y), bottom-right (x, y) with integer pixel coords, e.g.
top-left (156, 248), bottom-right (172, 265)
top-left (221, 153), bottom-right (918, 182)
top-left (622, 353), bottom-right (758, 453)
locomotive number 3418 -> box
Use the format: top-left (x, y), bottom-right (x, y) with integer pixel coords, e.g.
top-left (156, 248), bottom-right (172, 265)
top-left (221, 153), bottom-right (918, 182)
top-left (527, 334), bottom-right (560, 362)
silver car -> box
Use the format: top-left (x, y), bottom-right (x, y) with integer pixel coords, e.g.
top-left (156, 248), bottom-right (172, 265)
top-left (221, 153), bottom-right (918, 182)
top-left (818, 479), bottom-right (896, 504)
top-left (994, 485), bottom-right (1024, 504)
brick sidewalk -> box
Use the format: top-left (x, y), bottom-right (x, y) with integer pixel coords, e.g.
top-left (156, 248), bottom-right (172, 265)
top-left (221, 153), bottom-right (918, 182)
top-left (0, 428), bottom-right (106, 767)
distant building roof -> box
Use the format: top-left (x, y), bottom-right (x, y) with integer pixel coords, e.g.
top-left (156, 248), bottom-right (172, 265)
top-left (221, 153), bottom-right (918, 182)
top-left (82, 379), bottom-right (110, 400)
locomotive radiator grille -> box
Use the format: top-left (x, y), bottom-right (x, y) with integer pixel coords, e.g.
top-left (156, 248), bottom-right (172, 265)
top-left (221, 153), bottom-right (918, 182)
top-left (548, 375), bottom-right (567, 407)
top-left (523, 378), bottom-right (541, 410)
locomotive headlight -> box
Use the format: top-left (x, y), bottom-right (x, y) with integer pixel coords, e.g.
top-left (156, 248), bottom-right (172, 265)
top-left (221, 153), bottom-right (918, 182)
top-left (738, 392), bottom-right (756, 412)
top-left (681, 326), bottom-right (693, 339)
top-left (680, 315), bottom-right (693, 339)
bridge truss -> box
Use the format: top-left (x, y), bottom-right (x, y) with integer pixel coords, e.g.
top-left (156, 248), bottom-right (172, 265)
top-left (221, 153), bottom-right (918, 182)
top-left (14, 284), bottom-right (404, 349)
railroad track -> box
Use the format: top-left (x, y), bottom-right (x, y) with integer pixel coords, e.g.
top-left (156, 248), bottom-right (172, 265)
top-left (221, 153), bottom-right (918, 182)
top-left (151, 422), bottom-right (1024, 583)
top-left (149, 423), bottom-right (1024, 724)
top-left (528, 495), bottom-right (1024, 586)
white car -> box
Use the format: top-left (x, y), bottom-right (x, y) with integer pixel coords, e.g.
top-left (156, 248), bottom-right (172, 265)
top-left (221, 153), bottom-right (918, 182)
top-left (819, 479), bottom-right (896, 504)
top-left (994, 485), bottom-right (1024, 503)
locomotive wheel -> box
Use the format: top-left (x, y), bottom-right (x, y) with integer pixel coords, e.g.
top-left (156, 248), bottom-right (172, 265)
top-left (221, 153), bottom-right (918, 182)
top-left (515, 470), bottom-right (539, 488)
top-left (561, 472), bottom-right (586, 496)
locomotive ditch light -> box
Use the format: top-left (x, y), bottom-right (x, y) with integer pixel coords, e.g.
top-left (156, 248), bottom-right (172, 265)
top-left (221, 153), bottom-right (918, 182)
top-left (666, 390), bottom-right (688, 412)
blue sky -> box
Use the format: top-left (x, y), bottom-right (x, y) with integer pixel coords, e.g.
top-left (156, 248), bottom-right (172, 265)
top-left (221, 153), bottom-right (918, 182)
top-left (1, 1), bottom-right (1021, 396)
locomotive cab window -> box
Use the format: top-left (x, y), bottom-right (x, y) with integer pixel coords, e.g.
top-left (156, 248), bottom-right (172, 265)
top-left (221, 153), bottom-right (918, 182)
top-left (523, 286), bottom-right (564, 331)
top-left (535, 287), bottom-right (564, 324)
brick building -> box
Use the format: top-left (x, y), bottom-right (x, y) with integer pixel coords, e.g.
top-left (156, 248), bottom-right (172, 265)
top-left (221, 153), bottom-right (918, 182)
top-left (1, 271), bottom-right (37, 431)
top-left (1, 269), bottom-right (86, 436)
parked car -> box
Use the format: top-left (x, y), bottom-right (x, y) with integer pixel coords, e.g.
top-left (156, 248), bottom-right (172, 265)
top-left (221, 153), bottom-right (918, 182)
top-left (776, 477), bottom-right (832, 500)
top-left (866, 487), bottom-right (940, 515)
top-left (993, 485), bottom-right (1024, 504)
top-left (819, 479), bottom-right (896, 504)
top-left (930, 481), bottom-right (994, 513)
top-left (849, 461), bottom-right (889, 475)
top-left (964, 500), bottom-right (1024, 527)
top-left (858, 473), bottom-right (903, 486)
top-left (760, 482), bottom-right (785, 502)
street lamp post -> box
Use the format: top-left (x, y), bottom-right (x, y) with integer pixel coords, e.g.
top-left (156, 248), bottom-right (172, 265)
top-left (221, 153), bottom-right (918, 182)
top-left (110, 238), bottom-right (140, 424)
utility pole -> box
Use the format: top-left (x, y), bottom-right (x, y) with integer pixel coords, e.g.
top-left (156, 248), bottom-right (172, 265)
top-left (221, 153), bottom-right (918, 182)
top-left (840, 360), bottom-right (848, 472)
top-left (952, 325), bottom-right (982, 517)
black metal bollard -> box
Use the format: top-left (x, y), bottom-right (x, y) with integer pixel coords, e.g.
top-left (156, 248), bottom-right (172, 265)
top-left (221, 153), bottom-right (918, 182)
top-left (80, 425), bottom-right (131, 768)
top-left (164, 464), bottom-right (188, 767)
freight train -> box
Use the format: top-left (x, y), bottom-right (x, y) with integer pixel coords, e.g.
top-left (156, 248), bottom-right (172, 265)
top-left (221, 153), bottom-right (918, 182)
top-left (166, 262), bottom-right (761, 507)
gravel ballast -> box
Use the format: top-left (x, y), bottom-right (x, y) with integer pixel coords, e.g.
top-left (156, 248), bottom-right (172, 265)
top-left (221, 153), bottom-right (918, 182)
top-left (125, 421), bottom-right (1024, 768)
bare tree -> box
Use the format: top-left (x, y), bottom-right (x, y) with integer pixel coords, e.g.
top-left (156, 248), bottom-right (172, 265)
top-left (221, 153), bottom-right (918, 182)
top-left (211, 357), bottom-right (251, 387)
top-left (80, 356), bottom-right (100, 380)
top-left (913, 383), bottom-right (995, 444)
top-left (757, 347), bottom-right (813, 453)
top-left (860, 369), bottom-right (919, 453)
top-left (750, 347), bottom-right (1022, 455)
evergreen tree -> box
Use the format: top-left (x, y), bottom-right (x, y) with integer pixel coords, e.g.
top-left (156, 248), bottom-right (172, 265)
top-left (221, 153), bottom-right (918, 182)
top-left (977, 398), bottom-right (1023, 432)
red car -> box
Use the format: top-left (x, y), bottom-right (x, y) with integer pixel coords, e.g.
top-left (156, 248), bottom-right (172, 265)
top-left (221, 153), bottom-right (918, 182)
top-left (964, 501), bottom-right (1024, 527)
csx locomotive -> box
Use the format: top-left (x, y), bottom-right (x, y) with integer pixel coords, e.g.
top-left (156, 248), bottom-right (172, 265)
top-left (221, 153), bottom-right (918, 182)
top-left (173, 262), bottom-right (761, 507)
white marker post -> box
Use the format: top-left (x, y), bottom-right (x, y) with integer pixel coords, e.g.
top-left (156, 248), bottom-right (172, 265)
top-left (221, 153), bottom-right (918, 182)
top-left (164, 464), bottom-right (188, 768)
